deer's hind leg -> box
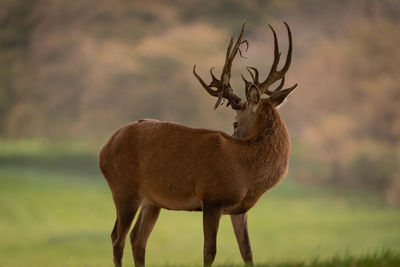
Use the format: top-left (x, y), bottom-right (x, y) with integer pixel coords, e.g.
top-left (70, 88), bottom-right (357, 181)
top-left (130, 200), bottom-right (161, 267)
top-left (111, 193), bottom-right (142, 267)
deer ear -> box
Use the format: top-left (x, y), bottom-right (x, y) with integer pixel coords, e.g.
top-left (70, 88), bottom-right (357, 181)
top-left (247, 86), bottom-right (260, 106)
top-left (269, 85), bottom-right (297, 107)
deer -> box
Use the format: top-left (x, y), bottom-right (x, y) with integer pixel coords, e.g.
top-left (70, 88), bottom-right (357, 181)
top-left (99, 21), bottom-right (297, 267)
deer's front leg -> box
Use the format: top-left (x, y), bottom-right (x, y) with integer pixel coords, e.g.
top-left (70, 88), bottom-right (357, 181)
top-left (202, 205), bottom-right (222, 267)
top-left (231, 213), bottom-right (253, 265)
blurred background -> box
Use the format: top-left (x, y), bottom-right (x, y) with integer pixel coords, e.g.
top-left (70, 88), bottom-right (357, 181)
top-left (0, 0), bottom-right (399, 266)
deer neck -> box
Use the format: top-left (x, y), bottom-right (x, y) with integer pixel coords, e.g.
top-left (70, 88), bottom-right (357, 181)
top-left (236, 99), bottom-right (290, 189)
top-left (246, 99), bottom-right (288, 142)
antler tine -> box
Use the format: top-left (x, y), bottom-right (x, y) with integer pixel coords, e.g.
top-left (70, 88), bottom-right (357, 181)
top-left (209, 67), bottom-right (220, 87)
top-left (267, 24), bottom-right (281, 77)
top-left (241, 73), bottom-right (252, 98)
top-left (250, 22), bottom-right (293, 96)
top-left (193, 65), bottom-right (219, 96)
top-left (193, 22), bottom-right (248, 110)
top-left (241, 73), bottom-right (252, 86)
top-left (273, 76), bottom-right (285, 93)
top-left (280, 22), bottom-right (292, 74)
top-left (221, 21), bottom-right (247, 82)
top-left (230, 22), bottom-right (247, 61)
top-left (247, 66), bottom-right (258, 83)
top-left (223, 36), bottom-right (235, 76)
top-left (211, 22), bottom-right (247, 109)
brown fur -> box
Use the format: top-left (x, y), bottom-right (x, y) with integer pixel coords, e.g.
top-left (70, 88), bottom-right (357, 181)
top-left (99, 98), bottom-right (290, 266)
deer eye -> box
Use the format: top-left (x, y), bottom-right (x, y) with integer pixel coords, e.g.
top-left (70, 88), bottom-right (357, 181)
top-left (233, 122), bottom-right (239, 129)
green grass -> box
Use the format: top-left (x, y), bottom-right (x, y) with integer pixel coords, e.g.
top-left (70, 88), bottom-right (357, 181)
top-left (0, 141), bottom-right (399, 266)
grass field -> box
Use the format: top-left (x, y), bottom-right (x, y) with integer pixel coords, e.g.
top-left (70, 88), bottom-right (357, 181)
top-left (0, 140), bottom-right (399, 266)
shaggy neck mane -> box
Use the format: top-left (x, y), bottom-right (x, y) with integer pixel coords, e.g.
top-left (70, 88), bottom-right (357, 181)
top-left (233, 99), bottom-right (290, 192)
top-left (241, 99), bottom-right (288, 145)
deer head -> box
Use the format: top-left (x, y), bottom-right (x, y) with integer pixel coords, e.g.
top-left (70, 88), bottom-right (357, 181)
top-left (193, 22), bottom-right (297, 138)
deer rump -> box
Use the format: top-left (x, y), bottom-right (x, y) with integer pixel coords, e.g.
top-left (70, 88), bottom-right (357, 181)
top-left (100, 118), bottom-right (283, 215)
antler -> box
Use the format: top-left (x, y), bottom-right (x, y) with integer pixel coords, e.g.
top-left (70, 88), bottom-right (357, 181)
top-left (193, 22), bottom-right (248, 110)
top-left (243, 22), bottom-right (293, 96)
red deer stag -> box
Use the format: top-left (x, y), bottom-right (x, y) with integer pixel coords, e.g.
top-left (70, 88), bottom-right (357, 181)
top-left (99, 22), bottom-right (297, 267)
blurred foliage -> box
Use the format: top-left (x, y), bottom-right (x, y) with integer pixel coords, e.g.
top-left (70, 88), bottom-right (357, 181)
top-left (0, 139), bottom-right (98, 176)
top-left (0, 0), bottom-right (400, 203)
